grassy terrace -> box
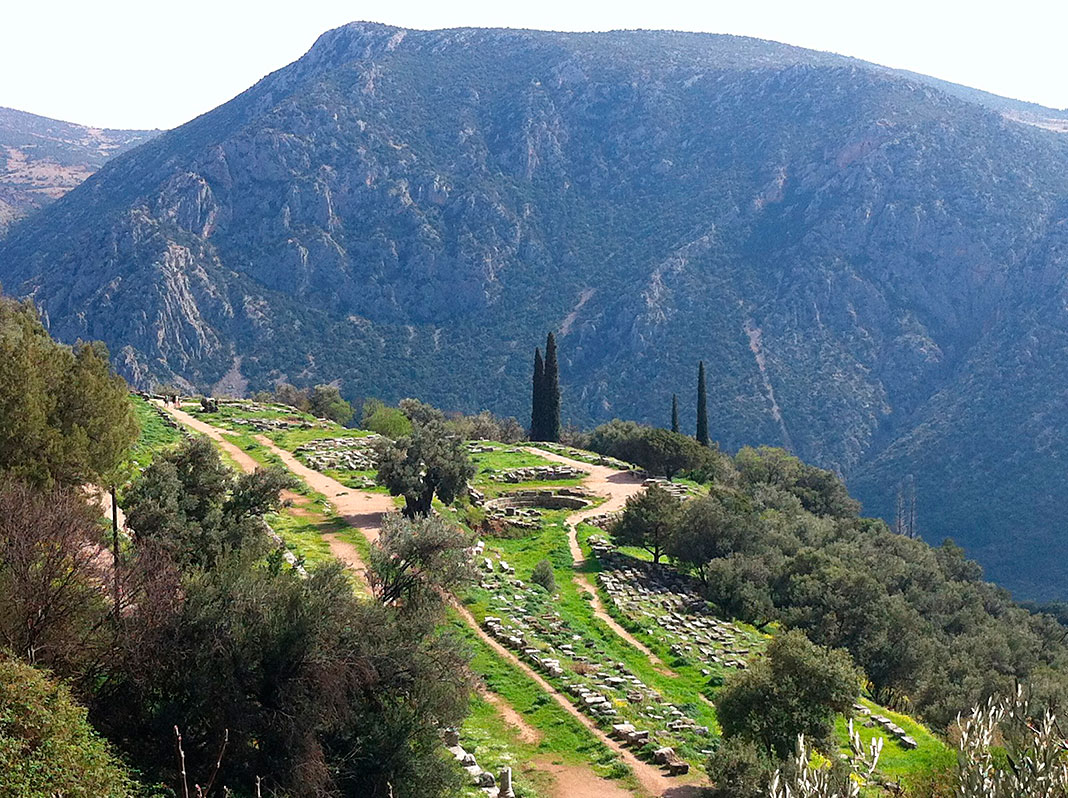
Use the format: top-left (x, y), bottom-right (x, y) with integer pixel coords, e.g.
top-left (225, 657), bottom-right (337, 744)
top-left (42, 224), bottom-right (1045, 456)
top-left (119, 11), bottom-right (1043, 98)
top-left (572, 510), bottom-right (949, 791)
top-left (466, 441), bottom-right (586, 499)
top-left (845, 700), bottom-right (953, 794)
top-left (454, 618), bottom-right (636, 797)
top-left (127, 395), bottom-right (183, 470)
top-left (460, 511), bottom-right (719, 779)
top-left (166, 400), bottom-right (950, 795)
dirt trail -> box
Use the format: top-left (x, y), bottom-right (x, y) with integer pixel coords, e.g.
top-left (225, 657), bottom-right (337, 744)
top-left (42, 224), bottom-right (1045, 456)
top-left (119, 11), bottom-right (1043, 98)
top-left (524, 448), bottom-right (670, 668)
top-left (537, 760), bottom-right (633, 798)
top-left (88, 486), bottom-right (128, 531)
top-left (159, 403), bottom-right (260, 473)
top-left (479, 688), bottom-right (542, 745)
top-left (162, 411), bottom-right (679, 796)
top-left (454, 603), bottom-right (678, 798)
top-left (253, 435), bottom-right (395, 543)
top-left (159, 406), bottom-right (374, 576)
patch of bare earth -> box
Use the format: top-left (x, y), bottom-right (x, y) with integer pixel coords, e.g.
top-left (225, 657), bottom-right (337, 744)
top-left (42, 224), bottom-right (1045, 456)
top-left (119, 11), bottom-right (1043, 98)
top-left (535, 761), bottom-right (634, 798)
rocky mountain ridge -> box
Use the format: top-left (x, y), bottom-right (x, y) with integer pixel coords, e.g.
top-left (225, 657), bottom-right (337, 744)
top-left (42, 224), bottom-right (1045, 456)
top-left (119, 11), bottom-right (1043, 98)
top-left (4, 23), bottom-right (1068, 597)
top-left (0, 106), bottom-right (158, 236)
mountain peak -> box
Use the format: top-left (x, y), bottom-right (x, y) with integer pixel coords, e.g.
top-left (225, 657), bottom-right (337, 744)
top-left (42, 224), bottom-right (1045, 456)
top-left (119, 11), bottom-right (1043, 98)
top-left (4, 25), bottom-right (1068, 597)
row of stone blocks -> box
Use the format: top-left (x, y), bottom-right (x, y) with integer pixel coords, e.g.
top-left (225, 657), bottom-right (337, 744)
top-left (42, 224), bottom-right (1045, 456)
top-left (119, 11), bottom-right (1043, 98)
top-left (443, 729), bottom-right (515, 797)
top-left (854, 704), bottom-right (918, 749)
top-left (610, 724), bottom-right (690, 775)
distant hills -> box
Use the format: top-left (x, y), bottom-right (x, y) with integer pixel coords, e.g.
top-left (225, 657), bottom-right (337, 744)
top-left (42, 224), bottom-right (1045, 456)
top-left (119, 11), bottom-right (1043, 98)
top-left (4, 23), bottom-right (1068, 597)
top-left (0, 106), bottom-right (157, 236)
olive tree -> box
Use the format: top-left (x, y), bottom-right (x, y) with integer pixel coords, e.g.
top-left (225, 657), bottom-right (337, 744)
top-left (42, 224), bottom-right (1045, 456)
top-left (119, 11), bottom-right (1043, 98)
top-left (375, 400), bottom-right (474, 517)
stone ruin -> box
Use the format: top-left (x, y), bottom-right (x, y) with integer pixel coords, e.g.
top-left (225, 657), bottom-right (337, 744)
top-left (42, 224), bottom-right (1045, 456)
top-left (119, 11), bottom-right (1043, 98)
top-left (479, 488), bottom-right (592, 530)
top-left (489, 464), bottom-right (589, 483)
top-left (476, 553), bottom-right (710, 775)
top-left (443, 728), bottom-right (516, 797)
top-left (295, 436), bottom-right (383, 474)
top-left (590, 536), bottom-right (763, 672)
top-left (532, 443), bottom-right (635, 471)
top-left (854, 704), bottom-right (919, 749)
top-left (642, 478), bottom-right (691, 500)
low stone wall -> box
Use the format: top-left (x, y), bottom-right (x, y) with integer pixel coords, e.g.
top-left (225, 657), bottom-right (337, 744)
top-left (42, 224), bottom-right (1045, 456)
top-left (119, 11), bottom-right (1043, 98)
top-left (443, 728), bottom-right (515, 797)
top-left (485, 488), bottom-right (591, 512)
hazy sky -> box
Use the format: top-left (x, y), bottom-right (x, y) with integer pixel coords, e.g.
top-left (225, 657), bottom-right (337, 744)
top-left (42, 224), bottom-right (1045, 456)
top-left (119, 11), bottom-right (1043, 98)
top-left (3, 0), bottom-right (1066, 130)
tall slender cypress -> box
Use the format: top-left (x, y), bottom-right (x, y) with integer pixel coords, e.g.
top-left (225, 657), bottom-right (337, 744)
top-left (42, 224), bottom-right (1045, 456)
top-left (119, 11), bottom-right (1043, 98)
top-left (543, 332), bottom-right (561, 443)
top-left (671, 394), bottom-right (680, 434)
top-left (696, 361), bottom-right (709, 446)
top-left (531, 347), bottom-right (545, 440)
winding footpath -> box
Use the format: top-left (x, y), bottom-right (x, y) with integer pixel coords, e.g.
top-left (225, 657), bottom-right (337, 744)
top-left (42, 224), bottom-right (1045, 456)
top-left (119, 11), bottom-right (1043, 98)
top-left (524, 448), bottom-right (670, 668)
top-left (159, 405), bottom-right (699, 796)
top-left (159, 403), bottom-right (373, 576)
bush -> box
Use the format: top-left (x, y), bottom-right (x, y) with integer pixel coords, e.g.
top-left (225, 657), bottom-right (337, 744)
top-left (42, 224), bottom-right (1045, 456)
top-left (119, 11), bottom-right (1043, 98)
top-left (706, 737), bottom-right (772, 798)
top-left (362, 399), bottom-right (414, 439)
top-left (716, 630), bottom-right (860, 759)
top-left (446, 410), bottom-right (524, 443)
top-left (531, 559), bottom-right (556, 593)
top-left (0, 657), bottom-right (135, 797)
top-left (308, 384), bottom-right (354, 425)
top-left (587, 420), bottom-right (718, 479)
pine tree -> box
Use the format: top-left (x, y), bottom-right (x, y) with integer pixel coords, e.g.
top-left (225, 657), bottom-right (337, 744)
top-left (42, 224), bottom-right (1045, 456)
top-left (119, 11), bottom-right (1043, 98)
top-left (671, 394), bottom-right (680, 433)
top-left (531, 347), bottom-right (545, 440)
top-left (543, 333), bottom-right (561, 443)
top-left (696, 361), bottom-right (709, 446)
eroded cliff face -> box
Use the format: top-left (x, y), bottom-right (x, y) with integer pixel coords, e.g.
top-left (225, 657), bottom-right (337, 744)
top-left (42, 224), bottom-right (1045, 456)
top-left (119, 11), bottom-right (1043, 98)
top-left (5, 24), bottom-right (1068, 595)
top-left (0, 107), bottom-right (157, 236)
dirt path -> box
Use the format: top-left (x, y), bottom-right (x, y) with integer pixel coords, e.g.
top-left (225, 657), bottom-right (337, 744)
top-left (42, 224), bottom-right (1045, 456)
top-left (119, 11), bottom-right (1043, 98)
top-left (537, 760), bottom-right (634, 798)
top-left (524, 448), bottom-right (671, 668)
top-left (88, 486), bottom-right (128, 531)
top-left (454, 603), bottom-right (678, 798)
top-left (159, 406), bottom-right (375, 577)
top-left (158, 402), bottom-right (261, 473)
top-left (479, 688), bottom-right (543, 745)
top-left (253, 435), bottom-right (396, 542)
top-left (161, 413), bottom-right (677, 796)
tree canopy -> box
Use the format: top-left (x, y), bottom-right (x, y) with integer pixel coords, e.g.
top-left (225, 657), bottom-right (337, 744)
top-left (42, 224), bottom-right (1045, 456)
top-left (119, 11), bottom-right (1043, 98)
top-left (375, 400), bottom-right (475, 516)
top-left (716, 630), bottom-right (860, 759)
top-left (611, 484), bottom-right (683, 563)
top-left (125, 436), bottom-right (295, 569)
top-left (0, 298), bottom-right (137, 487)
top-left (587, 419), bottom-right (718, 478)
top-left (0, 656), bottom-right (134, 798)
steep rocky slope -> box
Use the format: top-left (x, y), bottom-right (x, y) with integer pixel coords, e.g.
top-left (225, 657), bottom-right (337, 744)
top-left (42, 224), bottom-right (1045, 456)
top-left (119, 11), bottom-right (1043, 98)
top-left (0, 107), bottom-right (157, 235)
top-left (4, 23), bottom-right (1068, 596)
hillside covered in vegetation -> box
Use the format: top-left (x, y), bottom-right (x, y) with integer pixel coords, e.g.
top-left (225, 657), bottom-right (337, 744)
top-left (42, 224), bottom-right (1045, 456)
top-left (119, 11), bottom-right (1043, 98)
top-left (3, 24), bottom-right (1068, 595)
top-left (6, 293), bottom-right (1068, 796)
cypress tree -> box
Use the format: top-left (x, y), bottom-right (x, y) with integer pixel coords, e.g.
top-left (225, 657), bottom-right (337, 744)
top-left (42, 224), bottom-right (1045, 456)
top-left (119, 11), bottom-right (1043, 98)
top-left (696, 361), bottom-right (709, 446)
top-left (671, 394), bottom-right (680, 434)
top-left (543, 333), bottom-right (561, 443)
top-left (531, 347), bottom-right (545, 440)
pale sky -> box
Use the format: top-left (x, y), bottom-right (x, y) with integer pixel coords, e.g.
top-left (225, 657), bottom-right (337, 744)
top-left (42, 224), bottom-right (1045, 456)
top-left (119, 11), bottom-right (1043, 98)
top-left (2, 0), bottom-right (1066, 130)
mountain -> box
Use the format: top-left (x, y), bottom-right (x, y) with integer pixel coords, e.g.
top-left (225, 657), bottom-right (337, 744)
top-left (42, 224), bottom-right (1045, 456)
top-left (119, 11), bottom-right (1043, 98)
top-left (4, 23), bottom-right (1068, 597)
top-left (0, 107), bottom-right (158, 236)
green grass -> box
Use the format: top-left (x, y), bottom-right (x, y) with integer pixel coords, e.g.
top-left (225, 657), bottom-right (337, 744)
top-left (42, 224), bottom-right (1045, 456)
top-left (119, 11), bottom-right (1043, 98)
top-left (459, 695), bottom-right (548, 798)
top-left (451, 615), bottom-right (637, 789)
top-left (469, 443), bottom-right (556, 472)
top-left (839, 700), bottom-right (954, 791)
top-left (266, 511), bottom-right (338, 568)
top-left (189, 402), bottom-right (321, 431)
top-left (127, 395), bottom-right (182, 470)
top-left (462, 512), bottom-right (720, 775)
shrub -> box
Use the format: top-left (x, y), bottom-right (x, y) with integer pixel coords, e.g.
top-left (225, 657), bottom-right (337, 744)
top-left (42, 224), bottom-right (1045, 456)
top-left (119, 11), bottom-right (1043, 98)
top-left (0, 656), bottom-right (135, 797)
top-left (362, 399), bottom-right (414, 439)
top-left (531, 559), bottom-right (556, 593)
top-left (716, 630), bottom-right (860, 759)
top-left (706, 737), bottom-right (772, 798)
